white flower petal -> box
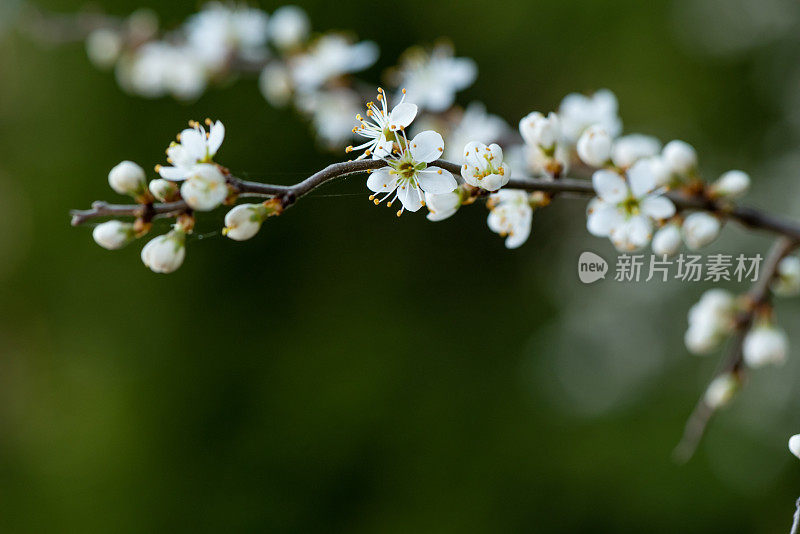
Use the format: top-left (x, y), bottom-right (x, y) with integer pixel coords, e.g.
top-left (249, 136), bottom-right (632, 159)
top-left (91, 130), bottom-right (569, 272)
top-left (417, 167), bottom-right (457, 194)
top-left (388, 103), bottom-right (418, 130)
top-left (180, 128), bottom-right (207, 160)
top-left (396, 182), bottom-right (423, 212)
top-left (586, 199), bottom-right (622, 237)
top-left (640, 195), bottom-right (675, 220)
top-left (627, 159), bottom-right (657, 198)
top-left (409, 131), bottom-right (445, 163)
top-left (158, 165), bottom-right (189, 181)
top-left (366, 168), bottom-right (396, 193)
top-left (592, 170), bottom-right (627, 203)
top-left (611, 215), bottom-right (652, 251)
top-left (207, 121), bottom-right (225, 155)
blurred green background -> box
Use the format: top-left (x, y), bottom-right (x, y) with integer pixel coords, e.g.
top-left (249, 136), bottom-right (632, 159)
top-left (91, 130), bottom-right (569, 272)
top-left (2, 0), bottom-right (800, 531)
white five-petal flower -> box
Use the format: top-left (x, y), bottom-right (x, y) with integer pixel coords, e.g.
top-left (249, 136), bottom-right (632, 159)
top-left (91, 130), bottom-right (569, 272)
top-left (366, 130), bottom-right (456, 215)
top-left (392, 44), bottom-right (477, 112)
top-left (158, 119), bottom-right (226, 180)
top-left (461, 142), bottom-right (510, 191)
top-left (291, 34), bottom-right (378, 93)
top-left (586, 161), bottom-right (676, 251)
top-left (348, 88), bottom-right (418, 160)
top-left (487, 190), bottom-right (533, 249)
top-left (559, 89), bottom-right (622, 144)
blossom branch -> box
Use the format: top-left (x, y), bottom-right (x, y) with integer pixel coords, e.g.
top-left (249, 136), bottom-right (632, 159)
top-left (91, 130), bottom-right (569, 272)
top-left (71, 159), bottom-right (800, 245)
top-left (673, 236), bottom-right (798, 463)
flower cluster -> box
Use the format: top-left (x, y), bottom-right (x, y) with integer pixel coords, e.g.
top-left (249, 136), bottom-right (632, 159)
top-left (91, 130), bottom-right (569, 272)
top-left (90, 120), bottom-right (279, 273)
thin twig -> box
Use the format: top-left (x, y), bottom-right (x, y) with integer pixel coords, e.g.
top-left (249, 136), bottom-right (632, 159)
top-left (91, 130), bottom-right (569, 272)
top-left (790, 496), bottom-right (800, 534)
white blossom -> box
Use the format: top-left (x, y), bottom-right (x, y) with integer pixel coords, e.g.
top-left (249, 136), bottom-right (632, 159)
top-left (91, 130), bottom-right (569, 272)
top-left (258, 63), bottom-right (293, 107)
top-left (443, 102), bottom-right (509, 161)
top-left (710, 169), bottom-right (750, 199)
top-left (789, 435), bottom-right (800, 460)
top-left (743, 323), bottom-right (789, 368)
top-left (149, 178), bottom-right (179, 202)
top-left (682, 212), bottom-right (721, 250)
top-left (224, 203), bottom-right (267, 241)
top-left (577, 125), bottom-right (613, 167)
top-left (158, 120), bottom-right (225, 180)
top-left (662, 140), bottom-right (698, 176)
top-left (772, 256), bottom-right (800, 297)
top-left (108, 160), bottom-right (147, 196)
top-left (141, 229), bottom-right (186, 273)
top-left (425, 190), bottom-right (461, 222)
top-left (651, 222), bottom-right (682, 257)
top-left (586, 163), bottom-right (676, 251)
top-left (684, 289), bottom-right (737, 354)
top-left (611, 134), bottom-right (661, 168)
top-left (86, 28), bottom-right (122, 69)
top-left (297, 89), bottom-right (362, 149)
top-left (92, 220), bottom-right (135, 250)
top-left (517, 111), bottom-right (570, 177)
top-left (268, 6), bottom-right (309, 50)
top-left (366, 131), bottom-right (456, 214)
top-left (519, 111), bottom-right (560, 152)
top-left (558, 89), bottom-right (622, 144)
top-left (704, 373), bottom-right (738, 409)
top-left (487, 190), bottom-right (532, 249)
top-left (120, 42), bottom-right (207, 101)
top-left (184, 3), bottom-right (269, 72)
top-left (393, 44), bottom-right (476, 112)
top-left (180, 164), bottom-right (228, 211)
top-left (461, 142), bottom-right (510, 191)
top-left (291, 34), bottom-right (378, 93)
top-left (348, 88), bottom-right (417, 160)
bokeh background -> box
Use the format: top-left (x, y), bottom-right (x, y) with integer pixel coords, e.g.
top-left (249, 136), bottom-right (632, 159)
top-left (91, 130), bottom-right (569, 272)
top-left (2, 0), bottom-right (800, 531)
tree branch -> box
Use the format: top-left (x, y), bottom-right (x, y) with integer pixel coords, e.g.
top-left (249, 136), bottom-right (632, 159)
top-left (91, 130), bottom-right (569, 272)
top-left (673, 237), bottom-right (798, 463)
top-left (71, 159), bottom-right (800, 245)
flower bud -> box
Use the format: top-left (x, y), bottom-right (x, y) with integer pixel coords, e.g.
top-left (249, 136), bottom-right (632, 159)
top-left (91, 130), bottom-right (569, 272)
top-left (743, 323), bottom-right (788, 368)
top-left (662, 140), bottom-right (697, 176)
top-left (180, 164), bottom-right (228, 211)
top-left (710, 170), bottom-right (750, 199)
top-left (86, 28), bottom-right (122, 69)
top-left (149, 178), bottom-right (180, 202)
top-left (685, 321), bottom-right (721, 354)
top-left (685, 289), bottom-right (736, 355)
top-left (92, 220), bottom-right (135, 250)
top-left (425, 190), bottom-right (461, 221)
top-left (611, 134), bottom-right (661, 168)
top-left (519, 111), bottom-right (560, 151)
top-left (682, 212), bottom-right (721, 250)
top-left (772, 256), bottom-right (800, 297)
top-left (141, 230), bottom-right (186, 273)
top-left (704, 373), bottom-right (739, 409)
top-left (651, 223), bottom-right (682, 257)
top-left (789, 434), bottom-right (800, 460)
top-left (268, 6), bottom-right (310, 50)
top-left (223, 203), bottom-right (267, 241)
top-left (108, 161), bottom-right (147, 196)
top-left (461, 142), bottom-right (509, 191)
top-left (576, 125), bottom-right (612, 167)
